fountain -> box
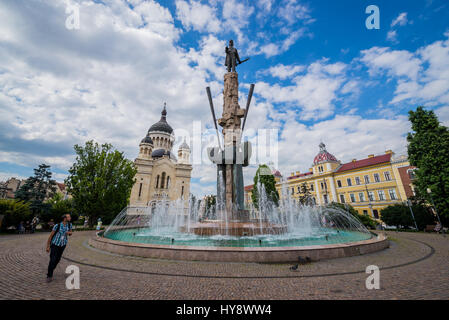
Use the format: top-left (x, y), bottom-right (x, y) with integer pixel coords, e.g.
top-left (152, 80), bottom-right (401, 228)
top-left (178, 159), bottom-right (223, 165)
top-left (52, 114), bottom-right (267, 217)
top-left (90, 40), bottom-right (388, 262)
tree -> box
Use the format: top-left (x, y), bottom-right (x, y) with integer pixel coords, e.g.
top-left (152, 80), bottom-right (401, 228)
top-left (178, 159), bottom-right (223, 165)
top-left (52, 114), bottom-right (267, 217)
top-left (15, 164), bottom-right (56, 217)
top-left (298, 182), bottom-right (312, 205)
top-left (65, 140), bottom-right (137, 226)
top-left (42, 194), bottom-right (77, 226)
top-left (0, 199), bottom-right (31, 231)
top-left (407, 107), bottom-right (449, 225)
top-left (251, 164), bottom-right (279, 209)
top-left (381, 202), bottom-right (435, 230)
top-left (380, 204), bottom-right (411, 229)
top-left (327, 202), bottom-right (378, 229)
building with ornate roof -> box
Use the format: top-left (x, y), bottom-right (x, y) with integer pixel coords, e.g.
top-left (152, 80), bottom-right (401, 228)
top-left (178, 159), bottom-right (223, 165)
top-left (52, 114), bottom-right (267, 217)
top-left (245, 143), bottom-right (416, 221)
top-left (129, 104), bottom-right (192, 207)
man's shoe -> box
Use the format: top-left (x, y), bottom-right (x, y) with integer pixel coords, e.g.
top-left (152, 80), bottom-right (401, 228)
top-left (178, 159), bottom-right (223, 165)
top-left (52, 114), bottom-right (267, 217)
top-left (46, 277), bottom-right (52, 283)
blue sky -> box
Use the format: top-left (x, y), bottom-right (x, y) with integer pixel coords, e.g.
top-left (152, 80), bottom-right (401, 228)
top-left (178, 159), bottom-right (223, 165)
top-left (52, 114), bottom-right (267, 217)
top-left (0, 0), bottom-right (448, 196)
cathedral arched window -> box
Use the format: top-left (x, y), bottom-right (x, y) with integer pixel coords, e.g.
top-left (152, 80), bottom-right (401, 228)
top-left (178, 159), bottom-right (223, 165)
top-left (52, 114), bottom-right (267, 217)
top-left (166, 176), bottom-right (170, 189)
top-left (161, 172), bottom-right (166, 189)
top-left (156, 175), bottom-right (160, 188)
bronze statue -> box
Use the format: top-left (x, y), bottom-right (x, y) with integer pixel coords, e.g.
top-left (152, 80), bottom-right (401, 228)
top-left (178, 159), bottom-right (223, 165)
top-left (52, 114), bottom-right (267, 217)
top-left (225, 40), bottom-right (249, 72)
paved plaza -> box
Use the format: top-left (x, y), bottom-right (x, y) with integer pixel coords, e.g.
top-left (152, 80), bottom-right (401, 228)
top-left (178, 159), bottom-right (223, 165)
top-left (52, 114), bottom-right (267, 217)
top-left (0, 231), bottom-right (448, 300)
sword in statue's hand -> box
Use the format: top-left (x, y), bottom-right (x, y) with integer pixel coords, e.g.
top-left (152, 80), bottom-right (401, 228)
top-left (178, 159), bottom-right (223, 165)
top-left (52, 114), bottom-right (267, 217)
top-left (238, 58), bottom-right (250, 65)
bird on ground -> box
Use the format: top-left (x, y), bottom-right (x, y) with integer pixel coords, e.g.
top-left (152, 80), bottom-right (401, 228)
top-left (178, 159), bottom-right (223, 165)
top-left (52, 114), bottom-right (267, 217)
top-left (290, 264), bottom-right (299, 271)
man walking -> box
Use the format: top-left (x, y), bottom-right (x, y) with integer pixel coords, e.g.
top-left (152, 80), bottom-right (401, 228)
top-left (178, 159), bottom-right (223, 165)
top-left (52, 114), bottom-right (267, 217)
top-left (46, 213), bottom-right (72, 282)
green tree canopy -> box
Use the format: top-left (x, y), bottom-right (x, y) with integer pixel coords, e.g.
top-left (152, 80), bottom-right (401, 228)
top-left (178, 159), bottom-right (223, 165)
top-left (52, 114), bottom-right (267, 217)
top-left (15, 164), bottom-right (56, 217)
top-left (380, 202), bottom-right (435, 230)
top-left (298, 182), bottom-right (312, 205)
top-left (407, 107), bottom-right (449, 224)
top-left (327, 202), bottom-right (378, 229)
top-left (251, 164), bottom-right (279, 209)
top-left (65, 140), bottom-right (137, 226)
top-left (0, 199), bottom-right (31, 231)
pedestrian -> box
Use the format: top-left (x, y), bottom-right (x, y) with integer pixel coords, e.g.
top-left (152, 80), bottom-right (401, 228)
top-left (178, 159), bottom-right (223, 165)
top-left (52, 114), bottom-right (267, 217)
top-left (31, 216), bottom-right (38, 233)
top-left (96, 217), bottom-right (102, 231)
top-left (45, 214), bottom-right (72, 282)
top-left (18, 221), bottom-right (25, 234)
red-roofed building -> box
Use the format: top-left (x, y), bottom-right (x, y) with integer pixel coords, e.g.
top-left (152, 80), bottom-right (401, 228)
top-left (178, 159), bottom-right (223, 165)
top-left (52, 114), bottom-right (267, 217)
top-left (245, 143), bottom-right (413, 221)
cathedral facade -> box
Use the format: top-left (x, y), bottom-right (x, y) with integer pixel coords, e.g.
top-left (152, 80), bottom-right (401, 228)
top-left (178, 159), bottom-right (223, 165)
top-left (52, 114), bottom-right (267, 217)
top-left (129, 105), bottom-right (192, 207)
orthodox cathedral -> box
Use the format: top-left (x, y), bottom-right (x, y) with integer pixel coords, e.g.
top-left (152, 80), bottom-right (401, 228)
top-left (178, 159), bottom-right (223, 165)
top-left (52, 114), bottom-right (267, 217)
top-left (129, 104), bottom-right (192, 207)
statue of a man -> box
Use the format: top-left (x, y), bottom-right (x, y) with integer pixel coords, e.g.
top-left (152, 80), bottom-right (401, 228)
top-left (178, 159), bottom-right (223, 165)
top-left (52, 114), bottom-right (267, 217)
top-left (225, 40), bottom-right (241, 73)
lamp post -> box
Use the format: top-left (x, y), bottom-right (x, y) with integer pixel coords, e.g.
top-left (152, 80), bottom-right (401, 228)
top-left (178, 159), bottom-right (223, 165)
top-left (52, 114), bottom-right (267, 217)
top-left (407, 199), bottom-right (418, 230)
top-left (427, 188), bottom-right (442, 227)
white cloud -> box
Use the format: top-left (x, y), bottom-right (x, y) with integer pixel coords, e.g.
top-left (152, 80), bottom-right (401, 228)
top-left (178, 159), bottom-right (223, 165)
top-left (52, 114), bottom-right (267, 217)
top-left (255, 60), bottom-right (349, 120)
top-left (175, 0), bottom-right (221, 33)
top-left (263, 64), bottom-right (305, 80)
top-left (387, 30), bottom-right (398, 43)
top-left (391, 12), bottom-right (408, 27)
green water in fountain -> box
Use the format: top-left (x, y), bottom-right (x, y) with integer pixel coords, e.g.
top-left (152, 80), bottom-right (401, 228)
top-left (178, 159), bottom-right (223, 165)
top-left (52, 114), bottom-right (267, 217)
top-left (104, 227), bottom-right (372, 247)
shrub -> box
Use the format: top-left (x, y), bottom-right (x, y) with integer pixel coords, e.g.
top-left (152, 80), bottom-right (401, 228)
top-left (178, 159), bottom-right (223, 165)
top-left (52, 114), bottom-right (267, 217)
top-left (0, 199), bottom-right (32, 231)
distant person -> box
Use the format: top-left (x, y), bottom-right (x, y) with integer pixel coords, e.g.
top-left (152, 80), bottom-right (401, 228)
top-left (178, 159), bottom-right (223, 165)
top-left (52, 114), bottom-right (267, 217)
top-left (45, 214), bottom-right (72, 282)
top-left (31, 216), bottom-right (38, 233)
top-left (25, 221), bottom-right (31, 234)
top-left (18, 221), bottom-right (25, 234)
top-left (96, 218), bottom-right (102, 231)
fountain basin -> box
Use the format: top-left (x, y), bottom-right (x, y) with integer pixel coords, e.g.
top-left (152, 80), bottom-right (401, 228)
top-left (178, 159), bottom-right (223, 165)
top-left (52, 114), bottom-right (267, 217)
top-left (179, 220), bottom-right (288, 236)
top-left (90, 231), bottom-right (388, 262)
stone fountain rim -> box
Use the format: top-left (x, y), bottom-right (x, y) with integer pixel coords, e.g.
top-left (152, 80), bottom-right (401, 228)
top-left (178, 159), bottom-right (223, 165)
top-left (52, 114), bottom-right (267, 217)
top-left (91, 230), bottom-right (387, 253)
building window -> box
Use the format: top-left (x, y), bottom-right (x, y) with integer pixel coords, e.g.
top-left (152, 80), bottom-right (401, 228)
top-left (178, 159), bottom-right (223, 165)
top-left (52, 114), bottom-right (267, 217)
top-left (337, 180), bottom-right (342, 188)
top-left (355, 177), bottom-right (361, 185)
top-left (138, 183), bottom-right (142, 197)
top-left (374, 173), bottom-right (380, 182)
top-left (156, 175), bottom-right (160, 188)
top-left (368, 191), bottom-right (375, 201)
top-left (347, 178), bottom-right (352, 186)
top-left (181, 186), bottom-right (184, 198)
top-left (323, 194), bottom-right (328, 204)
top-left (364, 175), bottom-right (370, 184)
top-left (384, 171), bottom-right (391, 181)
top-left (350, 193), bottom-right (356, 202)
top-left (160, 172), bottom-right (166, 189)
top-left (297, 186), bottom-right (301, 193)
top-left (166, 176), bottom-right (170, 189)
top-left (363, 210), bottom-right (368, 216)
top-left (340, 194), bottom-right (345, 203)
top-left (359, 192), bottom-right (365, 202)
top-left (321, 182), bottom-right (327, 190)
top-left (292, 187), bottom-right (295, 195)
top-left (389, 189), bottom-right (397, 200)
top-left (310, 184), bottom-right (314, 191)
top-left (373, 210), bottom-right (379, 219)
top-left (378, 190), bottom-right (386, 201)
top-left (408, 169), bottom-right (416, 180)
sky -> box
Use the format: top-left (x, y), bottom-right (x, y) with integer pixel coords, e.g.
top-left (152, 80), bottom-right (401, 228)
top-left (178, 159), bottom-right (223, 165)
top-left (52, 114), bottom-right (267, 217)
top-left (0, 0), bottom-right (448, 197)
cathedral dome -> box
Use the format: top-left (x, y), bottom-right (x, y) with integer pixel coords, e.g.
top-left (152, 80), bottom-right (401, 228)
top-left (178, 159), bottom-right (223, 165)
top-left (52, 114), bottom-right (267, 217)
top-left (313, 142), bottom-right (338, 164)
top-left (179, 139), bottom-right (190, 150)
top-left (140, 135), bottom-right (153, 145)
top-left (148, 105), bottom-right (173, 134)
top-left (151, 148), bottom-right (177, 160)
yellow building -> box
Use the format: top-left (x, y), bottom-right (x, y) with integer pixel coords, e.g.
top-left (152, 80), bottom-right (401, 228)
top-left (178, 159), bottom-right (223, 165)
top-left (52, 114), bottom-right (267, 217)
top-left (245, 143), bottom-right (415, 221)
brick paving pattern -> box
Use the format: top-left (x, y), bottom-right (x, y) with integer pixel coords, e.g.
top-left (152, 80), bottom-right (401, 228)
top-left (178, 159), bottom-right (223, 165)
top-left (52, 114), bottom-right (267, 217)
top-left (0, 231), bottom-right (448, 299)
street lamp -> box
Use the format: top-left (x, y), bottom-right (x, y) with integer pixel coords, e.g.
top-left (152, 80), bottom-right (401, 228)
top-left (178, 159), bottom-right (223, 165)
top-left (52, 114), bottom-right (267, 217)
top-left (407, 199), bottom-right (418, 230)
top-left (427, 188), bottom-right (443, 227)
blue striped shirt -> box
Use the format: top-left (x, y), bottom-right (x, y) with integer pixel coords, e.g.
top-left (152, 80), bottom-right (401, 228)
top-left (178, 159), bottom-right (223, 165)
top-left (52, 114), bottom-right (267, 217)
top-left (51, 222), bottom-right (71, 247)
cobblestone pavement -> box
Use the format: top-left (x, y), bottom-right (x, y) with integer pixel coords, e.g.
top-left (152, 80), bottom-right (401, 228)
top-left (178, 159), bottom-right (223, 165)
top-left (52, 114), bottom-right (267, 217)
top-left (0, 231), bottom-right (448, 299)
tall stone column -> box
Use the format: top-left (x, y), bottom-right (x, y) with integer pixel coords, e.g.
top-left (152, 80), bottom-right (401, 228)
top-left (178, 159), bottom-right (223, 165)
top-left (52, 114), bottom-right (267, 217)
top-left (218, 72), bottom-right (245, 215)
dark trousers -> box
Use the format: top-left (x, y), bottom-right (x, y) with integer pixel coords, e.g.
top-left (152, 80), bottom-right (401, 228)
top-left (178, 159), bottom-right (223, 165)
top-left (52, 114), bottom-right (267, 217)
top-left (47, 244), bottom-right (66, 277)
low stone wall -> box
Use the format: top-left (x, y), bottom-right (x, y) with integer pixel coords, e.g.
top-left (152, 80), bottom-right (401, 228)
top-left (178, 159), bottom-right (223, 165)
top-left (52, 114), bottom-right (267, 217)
top-left (88, 232), bottom-right (389, 263)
